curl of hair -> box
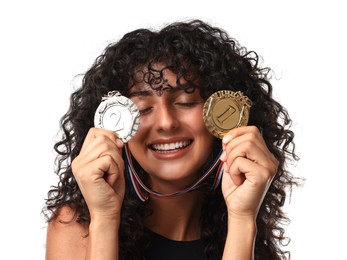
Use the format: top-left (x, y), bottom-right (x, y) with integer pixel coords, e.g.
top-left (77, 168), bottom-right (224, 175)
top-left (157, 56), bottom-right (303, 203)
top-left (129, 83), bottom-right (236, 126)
top-left (43, 19), bottom-right (299, 259)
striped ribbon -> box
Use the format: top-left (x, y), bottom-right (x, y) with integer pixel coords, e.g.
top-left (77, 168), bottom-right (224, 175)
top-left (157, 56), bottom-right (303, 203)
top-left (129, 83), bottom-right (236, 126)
top-left (124, 144), bottom-right (224, 201)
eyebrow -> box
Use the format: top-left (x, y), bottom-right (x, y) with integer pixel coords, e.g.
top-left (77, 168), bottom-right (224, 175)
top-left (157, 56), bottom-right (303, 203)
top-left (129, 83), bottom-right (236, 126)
top-left (128, 90), bottom-right (154, 98)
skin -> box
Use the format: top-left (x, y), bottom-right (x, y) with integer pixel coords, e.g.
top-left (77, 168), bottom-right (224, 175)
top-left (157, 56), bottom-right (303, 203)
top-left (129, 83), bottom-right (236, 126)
top-left (45, 68), bottom-right (278, 260)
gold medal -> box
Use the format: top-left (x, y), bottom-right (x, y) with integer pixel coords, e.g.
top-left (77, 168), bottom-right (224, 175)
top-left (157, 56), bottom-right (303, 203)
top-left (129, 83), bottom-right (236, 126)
top-left (203, 90), bottom-right (252, 139)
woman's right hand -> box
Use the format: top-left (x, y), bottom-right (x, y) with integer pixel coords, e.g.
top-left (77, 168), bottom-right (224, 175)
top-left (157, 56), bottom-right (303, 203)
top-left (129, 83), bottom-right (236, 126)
top-left (71, 128), bottom-right (125, 220)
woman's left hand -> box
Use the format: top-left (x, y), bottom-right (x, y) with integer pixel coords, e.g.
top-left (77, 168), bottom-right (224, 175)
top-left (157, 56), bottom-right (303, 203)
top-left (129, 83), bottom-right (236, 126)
top-left (219, 126), bottom-right (278, 219)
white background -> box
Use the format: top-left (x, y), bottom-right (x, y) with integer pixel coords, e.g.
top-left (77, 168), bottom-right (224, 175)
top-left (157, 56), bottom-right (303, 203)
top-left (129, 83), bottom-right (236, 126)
top-left (0, 1), bottom-right (346, 259)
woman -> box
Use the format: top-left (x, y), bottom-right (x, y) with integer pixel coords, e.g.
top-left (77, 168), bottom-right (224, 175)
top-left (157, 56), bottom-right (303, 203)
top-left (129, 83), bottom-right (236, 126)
top-left (43, 19), bottom-right (298, 259)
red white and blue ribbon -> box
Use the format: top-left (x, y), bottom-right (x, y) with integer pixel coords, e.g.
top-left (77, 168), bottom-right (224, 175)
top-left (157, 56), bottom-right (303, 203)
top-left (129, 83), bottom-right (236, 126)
top-left (124, 144), bottom-right (224, 201)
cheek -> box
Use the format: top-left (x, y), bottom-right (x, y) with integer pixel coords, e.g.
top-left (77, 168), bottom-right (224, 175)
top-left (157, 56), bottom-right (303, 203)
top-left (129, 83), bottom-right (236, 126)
top-left (187, 115), bottom-right (215, 147)
top-left (185, 112), bottom-right (208, 133)
top-left (129, 116), bottom-right (151, 142)
top-left (197, 118), bottom-right (209, 133)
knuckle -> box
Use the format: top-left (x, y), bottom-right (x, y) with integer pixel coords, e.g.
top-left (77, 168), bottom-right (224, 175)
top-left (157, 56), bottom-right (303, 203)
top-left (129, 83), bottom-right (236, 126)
top-left (98, 141), bottom-right (109, 151)
top-left (101, 154), bottom-right (114, 165)
top-left (96, 134), bottom-right (108, 143)
top-left (248, 131), bottom-right (257, 140)
top-left (256, 168), bottom-right (273, 186)
top-left (243, 140), bottom-right (254, 151)
top-left (88, 127), bottom-right (97, 136)
top-left (248, 125), bottom-right (259, 134)
top-left (232, 156), bottom-right (243, 165)
top-left (71, 158), bottom-right (80, 175)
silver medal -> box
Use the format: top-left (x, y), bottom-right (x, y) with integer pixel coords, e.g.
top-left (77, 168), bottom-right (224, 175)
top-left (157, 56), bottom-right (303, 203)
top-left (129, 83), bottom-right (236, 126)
top-left (94, 91), bottom-right (140, 143)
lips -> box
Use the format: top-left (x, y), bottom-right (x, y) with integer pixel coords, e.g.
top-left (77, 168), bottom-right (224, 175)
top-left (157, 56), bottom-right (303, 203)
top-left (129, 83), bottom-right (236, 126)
top-left (149, 140), bottom-right (192, 153)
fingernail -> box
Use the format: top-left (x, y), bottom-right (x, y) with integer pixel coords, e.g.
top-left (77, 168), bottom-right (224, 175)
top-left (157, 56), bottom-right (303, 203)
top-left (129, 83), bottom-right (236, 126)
top-left (222, 135), bottom-right (232, 144)
top-left (220, 151), bottom-right (226, 161)
top-left (116, 139), bottom-right (124, 147)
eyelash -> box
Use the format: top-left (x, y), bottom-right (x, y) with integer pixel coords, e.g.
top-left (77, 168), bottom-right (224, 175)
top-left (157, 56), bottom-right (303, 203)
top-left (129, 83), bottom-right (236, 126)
top-left (175, 102), bottom-right (198, 107)
top-left (139, 107), bottom-right (153, 115)
top-left (138, 102), bottom-right (199, 116)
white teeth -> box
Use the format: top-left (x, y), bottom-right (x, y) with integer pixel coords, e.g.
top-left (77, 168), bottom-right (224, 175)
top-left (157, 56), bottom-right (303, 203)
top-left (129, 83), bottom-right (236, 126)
top-left (152, 141), bottom-right (190, 151)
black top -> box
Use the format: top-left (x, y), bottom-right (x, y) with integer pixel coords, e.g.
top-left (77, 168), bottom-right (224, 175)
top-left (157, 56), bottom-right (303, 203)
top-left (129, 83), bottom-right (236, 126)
top-left (144, 230), bottom-right (205, 260)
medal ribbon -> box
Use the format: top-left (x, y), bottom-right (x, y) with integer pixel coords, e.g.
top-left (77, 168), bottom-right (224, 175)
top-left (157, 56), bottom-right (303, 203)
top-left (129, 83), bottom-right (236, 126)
top-left (124, 144), bottom-right (224, 201)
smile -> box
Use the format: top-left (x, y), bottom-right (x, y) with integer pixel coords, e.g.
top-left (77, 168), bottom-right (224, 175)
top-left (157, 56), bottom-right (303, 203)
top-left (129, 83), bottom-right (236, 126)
top-left (150, 140), bottom-right (192, 152)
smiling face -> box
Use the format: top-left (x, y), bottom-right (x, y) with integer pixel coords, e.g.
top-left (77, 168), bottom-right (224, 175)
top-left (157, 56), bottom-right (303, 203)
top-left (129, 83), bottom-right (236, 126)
top-left (127, 68), bottom-right (215, 193)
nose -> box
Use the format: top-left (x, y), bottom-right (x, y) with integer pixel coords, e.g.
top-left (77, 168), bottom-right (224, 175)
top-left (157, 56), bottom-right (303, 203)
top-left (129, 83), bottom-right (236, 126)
top-left (154, 104), bottom-right (179, 132)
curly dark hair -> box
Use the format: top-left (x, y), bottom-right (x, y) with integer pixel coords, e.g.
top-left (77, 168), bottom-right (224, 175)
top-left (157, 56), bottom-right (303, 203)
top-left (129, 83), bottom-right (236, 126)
top-left (43, 19), bottom-right (299, 259)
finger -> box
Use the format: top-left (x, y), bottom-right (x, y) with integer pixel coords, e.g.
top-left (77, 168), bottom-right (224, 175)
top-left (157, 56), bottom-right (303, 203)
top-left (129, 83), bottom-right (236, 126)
top-left (74, 154), bottom-right (122, 184)
top-left (90, 150), bottom-right (124, 179)
top-left (73, 155), bottom-right (125, 210)
top-left (82, 128), bottom-right (122, 151)
top-left (224, 165), bottom-right (246, 187)
top-left (221, 126), bottom-right (278, 172)
top-left (227, 157), bottom-right (272, 187)
top-left (78, 135), bottom-right (124, 168)
top-left (97, 155), bottom-right (125, 186)
top-left (224, 139), bottom-right (272, 172)
top-left (220, 126), bottom-right (261, 162)
top-left (222, 125), bottom-right (259, 144)
top-left (92, 155), bottom-right (125, 198)
top-left (223, 129), bottom-right (268, 157)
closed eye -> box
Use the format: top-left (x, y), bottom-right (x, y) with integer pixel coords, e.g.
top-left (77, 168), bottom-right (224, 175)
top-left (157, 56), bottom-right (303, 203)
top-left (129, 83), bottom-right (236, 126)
top-left (138, 107), bottom-right (153, 115)
top-left (175, 101), bottom-right (202, 107)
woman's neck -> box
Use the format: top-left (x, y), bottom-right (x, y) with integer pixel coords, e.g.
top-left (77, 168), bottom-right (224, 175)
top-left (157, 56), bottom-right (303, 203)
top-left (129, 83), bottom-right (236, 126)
top-left (144, 190), bottom-right (203, 241)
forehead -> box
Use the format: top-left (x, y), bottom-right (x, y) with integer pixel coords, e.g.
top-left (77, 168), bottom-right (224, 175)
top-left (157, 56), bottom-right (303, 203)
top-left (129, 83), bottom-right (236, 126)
top-left (128, 61), bottom-right (205, 99)
top-left (129, 82), bottom-right (152, 93)
top-left (130, 66), bottom-right (186, 95)
top-left (128, 82), bottom-right (203, 100)
top-left (134, 65), bottom-right (181, 84)
top-left (129, 84), bottom-right (187, 98)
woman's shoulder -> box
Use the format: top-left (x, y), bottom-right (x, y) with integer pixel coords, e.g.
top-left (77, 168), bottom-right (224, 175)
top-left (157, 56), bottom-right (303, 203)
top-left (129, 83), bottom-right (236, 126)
top-left (47, 204), bottom-right (88, 235)
top-left (45, 205), bottom-right (89, 260)
top-left (48, 205), bottom-right (79, 223)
